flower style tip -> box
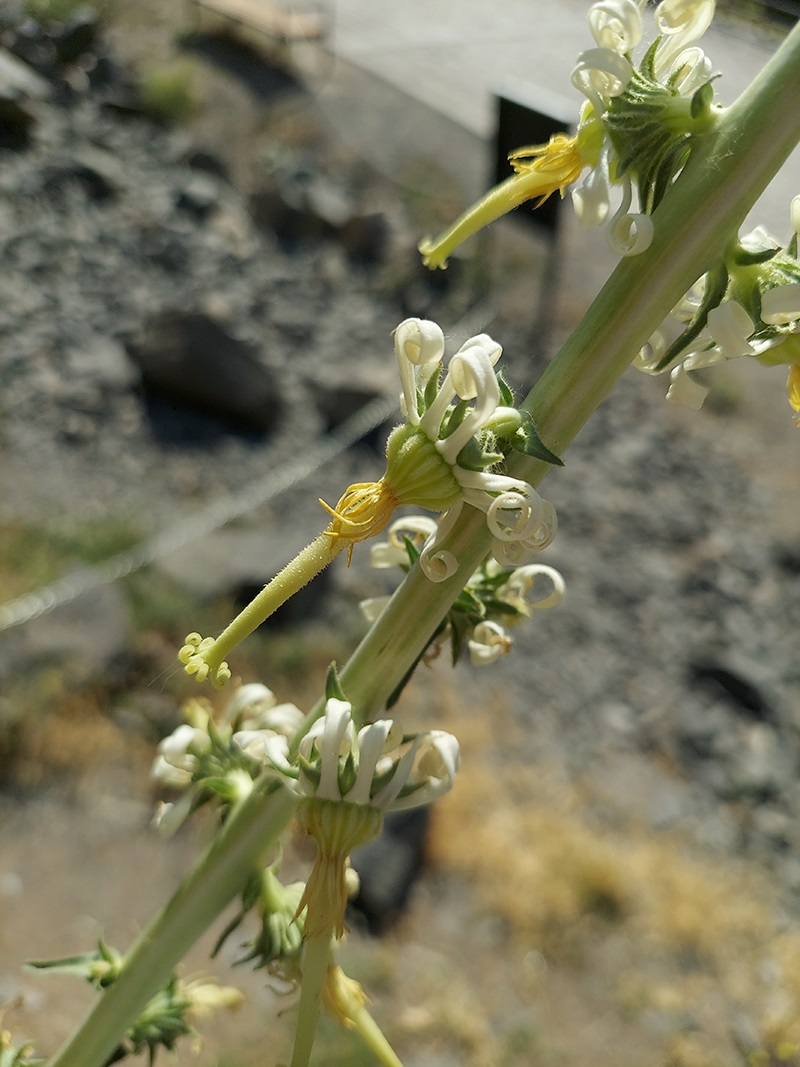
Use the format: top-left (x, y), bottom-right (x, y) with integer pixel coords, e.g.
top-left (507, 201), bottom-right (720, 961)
top-left (178, 633), bottom-right (232, 689)
top-left (419, 134), bottom-right (586, 270)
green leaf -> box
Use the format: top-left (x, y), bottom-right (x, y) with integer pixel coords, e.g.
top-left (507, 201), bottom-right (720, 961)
top-left (496, 370), bottom-right (516, 406)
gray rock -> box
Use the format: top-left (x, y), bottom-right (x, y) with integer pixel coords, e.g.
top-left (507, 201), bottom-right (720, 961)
top-left (127, 310), bottom-right (283, 434)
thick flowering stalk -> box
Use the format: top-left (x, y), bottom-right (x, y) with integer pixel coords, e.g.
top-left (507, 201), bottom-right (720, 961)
top-left (178, 318), bottom-right (559, 686)
top-left (419, 0), bottom-right (720, 267)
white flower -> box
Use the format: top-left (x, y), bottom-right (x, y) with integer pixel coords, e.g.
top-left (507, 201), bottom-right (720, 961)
top-left (292, 698), bottom-right (459, 812)
top-left (392, 322), bottom-right (559, 582)
top-left (152, 724), bottom-right (210, 784)
top-left (468, 620), bottom-right (513, 666)
top-left (359, 595), bottom-right (391, 623)
top-left (791, 195), bottom-right (800, 236)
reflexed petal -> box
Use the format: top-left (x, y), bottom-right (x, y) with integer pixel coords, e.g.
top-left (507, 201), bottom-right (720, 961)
top-left (468, 620), bottom-right (513, 666)
top-left (666, 364), bottom-right (709, 409)
top-left (761, 282), bottom-right (800, 326)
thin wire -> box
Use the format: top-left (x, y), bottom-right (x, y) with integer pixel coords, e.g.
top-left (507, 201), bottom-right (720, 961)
top-left (0, 394), bottom-right (398, 633)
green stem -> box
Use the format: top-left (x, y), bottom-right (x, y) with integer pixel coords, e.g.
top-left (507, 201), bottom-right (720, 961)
top-left (46, 783), bottom-right (295, 1067)
top-left (290, 929), bottom-right (332, 1067)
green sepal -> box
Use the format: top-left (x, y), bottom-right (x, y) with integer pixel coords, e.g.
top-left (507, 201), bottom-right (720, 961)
top-left (422, 363), bottom-right (442, 413)
top-left (440, 398), bottom-right (469, 439)
top-left (456, 436), bottom-right (502, 471)
top-left (690, 79), bottom-right (715, 119)
top-left (496, 370), bottom-right (516, 407)
top-left (325, 662), bottom-right (347, 702)
top-left (511, 410), bottom-right (564, 466)
top-left (730, 241), bottom-right (780, 266)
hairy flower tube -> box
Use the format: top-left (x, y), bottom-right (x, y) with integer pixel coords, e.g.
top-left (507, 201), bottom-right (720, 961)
top-left (636, 205), bottom-right (800, 415)
top-left (418, 0), bottom-right (719, 267)
top-left (178, 318), bottom-right (560, 687)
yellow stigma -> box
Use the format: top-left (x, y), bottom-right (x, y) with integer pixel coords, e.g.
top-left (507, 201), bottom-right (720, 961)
top-left (320, 480), bottom-right (400, 563)
top-left (419, 133), bottom-right (587, 269)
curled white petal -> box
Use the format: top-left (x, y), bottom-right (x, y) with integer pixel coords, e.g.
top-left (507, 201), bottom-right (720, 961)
top-left (158, 724), bottom-right (210, 766)
top-left (387, 514), bottom-right (439, 548)
top-left (394, 317), bottom-right (445, 366)
top-left (682, 343), bottom-right (725, 371)
top-left (360, 595), bottom-right (391, 623)
top-left (394, 318), bottom-right (445, 425)
top-left (226, 683), bottom-right (276, 722)
top-left (436, 351), bottom-right (501, 462)
top-left (791, 195), bottom-right (800, 236)
top-left (607, 192), bottom-right (654, 256)
top-left (666, 364), bottom-right (708, 409)
top-left (486, 491), bottom-right (544, 543)
top-left (706, 301), bottom-right (755, 357)
top-left (588, 0), bottom-right (642, 54)
top-left (151, 754), bottom-right (193, 787)
top-left (344, 720), bottom-right (394, 805)
top-left (372, 731), bottom-right (460, 811)
top-left (369, 542), bottom-right (407, 568)
top-left (232, 729), bottom-right (274, 760)
top-left (468, 620), bottom-right (513, 666)
top-left (668, 46), bottom-right (713, 95)
top-left (572, 151), bottom-right (611, 227)
top-left (572, 47), bottom-right (633, 113)
top-left (306, 699), bottom-right (354, 802)
top-left (420, 547), bottom-right (458, 583)
top-left (419, 503), bottom-right (462, 583)
top-left (654, 0), bottom-right (715, 75)
top-left (760, 282), bottom-right (800, 326)
top-left (635, 315), bottom-right (689, 373)
top-left (505, 564), bottom-right (566, 612)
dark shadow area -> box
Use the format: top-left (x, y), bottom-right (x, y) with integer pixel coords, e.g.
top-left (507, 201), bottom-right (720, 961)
top-left (179, 30), bottom-right (306, 103)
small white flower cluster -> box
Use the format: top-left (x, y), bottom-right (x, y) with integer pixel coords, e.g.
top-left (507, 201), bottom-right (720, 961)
top-left (637, 205), bottom-right (800, 410)
top-left (267, 696), bottom-right (460, 812)
top-left (151, 684), bottom-right (304, 834)
top-left (394, 318), bottom-right (557, 578)
top-left (571, 0), bottom-right (716, 255)
top-left (364, 515), bottom-right (566, 667)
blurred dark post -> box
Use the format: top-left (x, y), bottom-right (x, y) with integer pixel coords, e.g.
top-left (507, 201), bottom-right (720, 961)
top-left (492, 81), bottom-right (575, 350)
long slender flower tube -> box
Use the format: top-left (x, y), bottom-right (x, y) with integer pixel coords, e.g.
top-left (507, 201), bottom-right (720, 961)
top-left (419, 0), bottom-right (720, 268)
top-left (178, 318), bottom-right (560, 687)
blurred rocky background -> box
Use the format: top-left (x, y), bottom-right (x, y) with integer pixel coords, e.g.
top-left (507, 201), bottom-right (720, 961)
top-left (0, 2), bottom-right (799, 1065)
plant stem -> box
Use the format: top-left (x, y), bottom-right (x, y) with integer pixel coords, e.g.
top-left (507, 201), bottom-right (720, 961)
top-left (46, 783), bottom-right (295, 1067)
top-left (289, 930), bottom-right (333, 1067)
